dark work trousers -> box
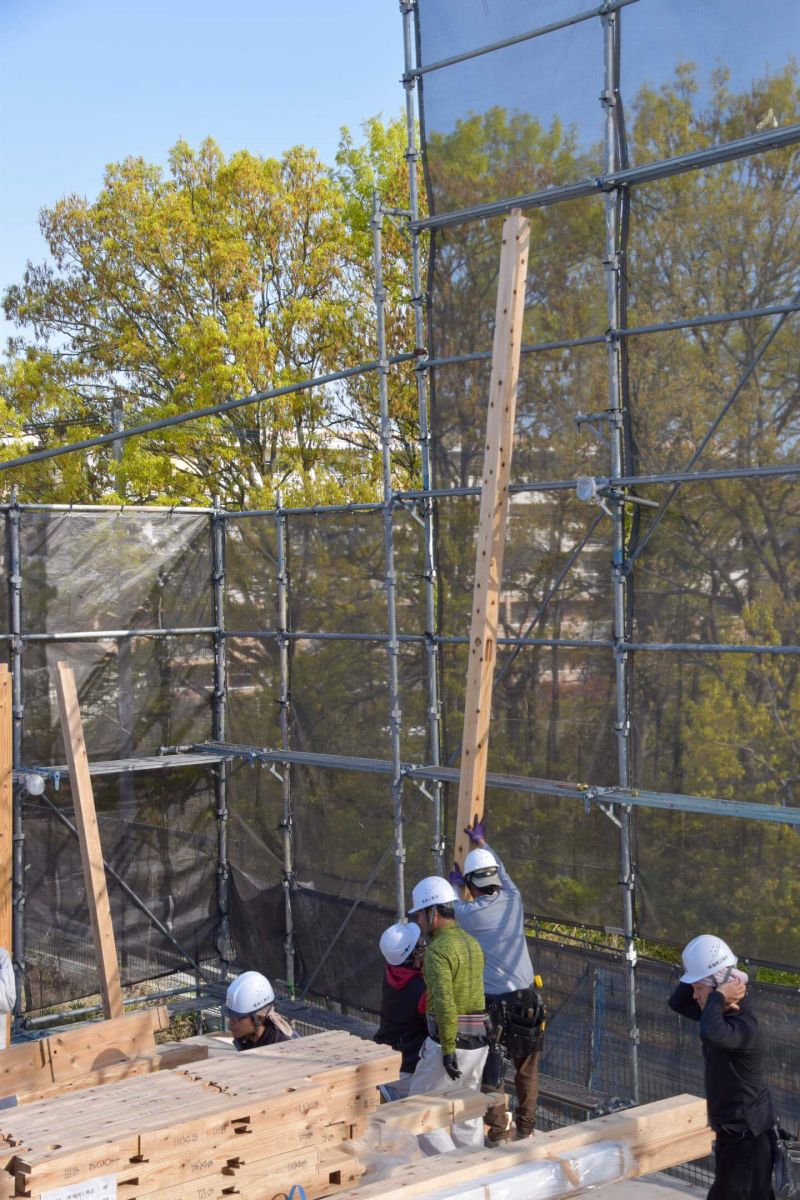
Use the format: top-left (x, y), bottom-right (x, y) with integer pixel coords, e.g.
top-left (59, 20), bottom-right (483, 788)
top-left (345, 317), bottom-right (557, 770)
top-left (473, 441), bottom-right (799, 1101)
top-left (708, 1128), bottom-right (774, 1200)
top-left (484, 1043), bottom-right (541, 1141)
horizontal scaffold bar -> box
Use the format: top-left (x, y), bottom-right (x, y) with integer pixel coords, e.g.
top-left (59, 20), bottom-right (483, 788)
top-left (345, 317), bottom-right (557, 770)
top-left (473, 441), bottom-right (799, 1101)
top-left (190, 741), bottom-right (800, 827)
top-left (406, 0), bottom-right (640, 80)
top-left (416, 124), bottom-right (800, 232)
top-left (16, 752), bottom-right (227, 780)
top-left (425, 301), bottom-right (800, 369)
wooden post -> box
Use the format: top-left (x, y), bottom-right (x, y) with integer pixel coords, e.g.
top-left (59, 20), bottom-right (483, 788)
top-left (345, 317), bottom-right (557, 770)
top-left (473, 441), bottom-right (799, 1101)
top-left (454, 210), bottom-right (530, 870)
top-left (0, 666), bottom-right (12, 1046)
top-left (55, 661), bottom-right (124, 1018)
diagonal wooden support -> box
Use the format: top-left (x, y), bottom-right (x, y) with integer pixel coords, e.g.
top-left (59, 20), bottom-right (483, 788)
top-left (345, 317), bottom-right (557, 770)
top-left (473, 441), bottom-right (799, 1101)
top-left (454, 209), bottom-right (531, 870)
top-left (55, 661), bottom-right (124, 1018)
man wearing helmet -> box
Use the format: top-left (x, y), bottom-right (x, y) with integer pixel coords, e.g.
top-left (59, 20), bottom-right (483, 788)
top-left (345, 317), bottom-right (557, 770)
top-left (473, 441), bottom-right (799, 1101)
top-left (374, 922), bottom-right (427, 1100)
top-left (449, 818), bottom-right (545, 1144)
top-left (405, 875), bottom-right (490, 1154)
top-left (224, 970), bottom-right (297, 1051)
top-left (669, 934), bottom-right (775, 1200)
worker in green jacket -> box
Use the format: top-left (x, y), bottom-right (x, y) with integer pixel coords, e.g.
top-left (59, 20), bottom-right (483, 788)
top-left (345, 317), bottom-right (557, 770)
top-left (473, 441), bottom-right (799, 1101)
top-left (406, 875), bottom-right (490, 1154)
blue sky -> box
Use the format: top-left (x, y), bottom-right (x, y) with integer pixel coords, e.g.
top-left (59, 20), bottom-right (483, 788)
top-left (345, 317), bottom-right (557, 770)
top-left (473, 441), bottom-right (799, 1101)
top-left (2, 0), bottom-right (797, 347)
top-left (0, 0), bottom-right (404, 342)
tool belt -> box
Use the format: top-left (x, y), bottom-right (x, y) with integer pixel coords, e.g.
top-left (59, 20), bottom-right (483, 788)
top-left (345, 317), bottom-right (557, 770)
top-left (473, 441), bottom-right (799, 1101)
top-left (427, 1011), bottom-right (490, 1050)
top-left (486, 985), bottom-right (546, 1060)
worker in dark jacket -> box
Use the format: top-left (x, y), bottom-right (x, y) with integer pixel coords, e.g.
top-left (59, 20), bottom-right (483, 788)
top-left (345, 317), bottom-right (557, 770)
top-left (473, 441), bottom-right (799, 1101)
top-left (669, 934), bottom-right (775, 1200)
top-left (374, 922), bottom-right (427, 1100)
top-left (225, 971), bottom-right (297, 1050)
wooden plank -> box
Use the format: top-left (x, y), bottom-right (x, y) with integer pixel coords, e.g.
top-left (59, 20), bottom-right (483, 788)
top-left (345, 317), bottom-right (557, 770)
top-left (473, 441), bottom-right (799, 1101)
top-left (454, 210), bottom-right (531, 870)
top-left (6, 1034), bottom-right (396, 1198)
top-left (54, 662), bottom-right (123, 1019)
top-left (0, 667), bottom-right (12, 1050)
top-left (113, 1140), bottom-right (322, 1198)
top-left (10, 1078), bottom-right (331, 1193)
top-left (122, 1146), bottom-right (361, 1200)
top-left (369, 1089), bottom-right (505, 1137)
top-left (334, 1094), bottom-right (709, 1200)
top-left (16, 1042), bottom-right (208, 1105)
top-left (632, 1126), bottom-right (714, 1174)
top-left (0, 1006), bottom-right (169, 1097)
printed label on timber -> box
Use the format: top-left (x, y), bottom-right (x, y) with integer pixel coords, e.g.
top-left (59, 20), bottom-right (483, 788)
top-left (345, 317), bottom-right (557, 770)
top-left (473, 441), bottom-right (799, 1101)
top-left (42, 1173), bottom-right (117, 1200)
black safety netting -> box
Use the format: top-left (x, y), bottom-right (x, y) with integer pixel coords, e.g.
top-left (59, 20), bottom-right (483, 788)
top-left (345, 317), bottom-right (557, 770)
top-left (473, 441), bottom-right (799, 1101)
top-left (11, 508), bottom-right (219, 1007)
top-left (221, 508), bottom-right (433, 993)
top-left (20, 509), bottom-right (212, 633)
top-left (24, 766), bottom-right (218, 1009)
top-left (409, 0), bottom-right (800, 1142)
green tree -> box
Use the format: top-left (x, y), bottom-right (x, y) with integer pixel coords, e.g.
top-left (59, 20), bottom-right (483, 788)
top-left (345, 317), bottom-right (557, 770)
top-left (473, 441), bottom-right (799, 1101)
top-left (1, 121), bottom-right (417, 507)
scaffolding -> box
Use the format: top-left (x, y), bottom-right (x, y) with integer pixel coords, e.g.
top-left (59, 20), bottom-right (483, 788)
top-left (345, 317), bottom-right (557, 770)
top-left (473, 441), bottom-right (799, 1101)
top-left (2, 1), bottom-right (799, 1176)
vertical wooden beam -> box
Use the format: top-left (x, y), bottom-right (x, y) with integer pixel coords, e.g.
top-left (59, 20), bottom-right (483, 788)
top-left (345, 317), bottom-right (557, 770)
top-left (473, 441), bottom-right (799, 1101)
top-left (55, 661), bottom-right (123, 1018)
top-left (454, 210), bottom-right (531, 870)
top-left (0, 666), bottom-right (12, 1046)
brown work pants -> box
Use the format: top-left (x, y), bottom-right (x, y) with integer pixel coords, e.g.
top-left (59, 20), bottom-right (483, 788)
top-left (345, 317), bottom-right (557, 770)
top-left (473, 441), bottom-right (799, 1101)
top-left (484, 1043), bottom-right (541, 1142)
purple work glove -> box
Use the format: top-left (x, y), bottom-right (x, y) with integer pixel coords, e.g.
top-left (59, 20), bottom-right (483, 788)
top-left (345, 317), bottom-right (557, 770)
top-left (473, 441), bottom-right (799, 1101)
top-left (448, 864), bottom-right (465, 889)
top-left (464, 815), bottom-right (486, 843)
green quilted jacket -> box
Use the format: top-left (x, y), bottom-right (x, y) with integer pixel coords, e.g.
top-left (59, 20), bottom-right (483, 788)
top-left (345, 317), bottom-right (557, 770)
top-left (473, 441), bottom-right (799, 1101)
top-left (423, 922), bottom-right (485, 1055)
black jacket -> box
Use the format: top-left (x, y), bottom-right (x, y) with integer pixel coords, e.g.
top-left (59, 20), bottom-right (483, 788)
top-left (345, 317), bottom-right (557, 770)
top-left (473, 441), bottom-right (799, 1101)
top-left (668, 983), bottom-right (774, 1134)
top-left (374, 964), bottom-right (427, 1074)
top-left (233, 1017), bottom-right (293, 1052)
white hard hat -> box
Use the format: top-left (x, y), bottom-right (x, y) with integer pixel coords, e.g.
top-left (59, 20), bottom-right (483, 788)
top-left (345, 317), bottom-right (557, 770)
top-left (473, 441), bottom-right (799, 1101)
top-left (409, 876), bottom-right (458, 913)
top-left (379, 922), bottom-right (421, 966)
top-left (679, 935), bottom-right (737, 984)
top-left (224, 970), bottom-right (275, 1017)
top-left (464, 847), bottom-right (499, 881)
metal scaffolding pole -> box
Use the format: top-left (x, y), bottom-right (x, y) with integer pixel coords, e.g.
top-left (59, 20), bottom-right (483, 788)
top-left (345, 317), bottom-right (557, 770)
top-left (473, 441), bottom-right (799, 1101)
top-left (602, 8), bottom-right (639, 1102)
top-left (6, 503), bottom-right (24, 1021)
top-left (275, 497), bottom-right (296, 992)
top-left (405, 0), bottom-right (639, 80)
top-left (415, 123), bottom-right (800, 232)
top-left (372, 191), bottom-right (407, 919)
top-left (401, 0), bottom-right (444, 873)
top-left (211, 498), bottom-right (231, 976)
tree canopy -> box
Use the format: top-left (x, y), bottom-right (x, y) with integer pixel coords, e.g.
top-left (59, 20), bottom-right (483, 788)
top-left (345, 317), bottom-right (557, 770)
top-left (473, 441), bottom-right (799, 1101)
top-left (1, 119), bottom-right (418, 507)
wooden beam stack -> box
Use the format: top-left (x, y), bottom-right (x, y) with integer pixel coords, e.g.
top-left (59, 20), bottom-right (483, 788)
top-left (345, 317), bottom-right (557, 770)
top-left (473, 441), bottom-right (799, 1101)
top-left (335, 1093), bottom-right (713, 1200)
top-left (0, 1031), bottom-right (400, 1200)
top-left (0, 1007), bottom-right (206, 1105)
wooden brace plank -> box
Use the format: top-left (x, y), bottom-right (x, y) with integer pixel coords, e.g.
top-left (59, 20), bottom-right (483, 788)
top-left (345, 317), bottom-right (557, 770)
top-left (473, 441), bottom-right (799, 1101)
top-left (55, 662), bottom-right (124, 1019)
top-left (455, 210), bottom-right (531, 869)
top-left (0, 1006), bottom-right (168, 1097)
top-left (15, 1041), bottom-right (208, 1105)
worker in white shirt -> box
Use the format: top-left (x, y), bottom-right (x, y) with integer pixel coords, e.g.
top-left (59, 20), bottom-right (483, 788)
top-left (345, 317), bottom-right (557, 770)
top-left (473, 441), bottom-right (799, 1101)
top-left (0, 948), bottom-right (15, 1049)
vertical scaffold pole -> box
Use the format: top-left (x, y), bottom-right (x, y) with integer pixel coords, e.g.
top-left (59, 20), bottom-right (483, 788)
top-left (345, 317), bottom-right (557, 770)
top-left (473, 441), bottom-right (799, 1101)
top-left (275, 495), bottom-right (295, 992)
top-left (401, 0), bottom-right (444, 873)
top-left (7, 501), bottom-right (24, 1019)
top-left (602, 7), bottom-right (639, 1102)
top-left (211, 498), bottom-right (231, 978)
top-left (372, 191), bottom-right (407, 919)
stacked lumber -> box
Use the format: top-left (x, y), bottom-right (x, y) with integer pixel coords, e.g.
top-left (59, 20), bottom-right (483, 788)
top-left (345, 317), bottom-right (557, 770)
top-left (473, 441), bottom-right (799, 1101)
top-left (335, 1093), bottom-right (713, 1200)
top-left (0, 1008), bottom-right (207, 1105)
top-left (368, 1088), bottom-right (506, 1143)
top-left (0, 1031), bottom-right (400, 1200)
